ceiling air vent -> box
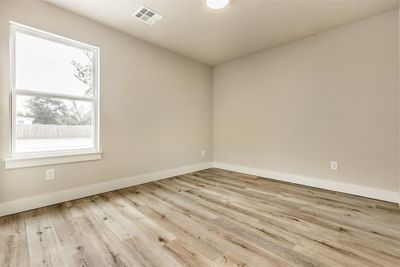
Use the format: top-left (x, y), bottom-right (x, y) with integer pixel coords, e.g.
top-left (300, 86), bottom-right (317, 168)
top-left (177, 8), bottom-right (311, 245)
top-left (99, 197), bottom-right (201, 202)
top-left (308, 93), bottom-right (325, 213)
top-left (133, 6), bottom-right (162, 25)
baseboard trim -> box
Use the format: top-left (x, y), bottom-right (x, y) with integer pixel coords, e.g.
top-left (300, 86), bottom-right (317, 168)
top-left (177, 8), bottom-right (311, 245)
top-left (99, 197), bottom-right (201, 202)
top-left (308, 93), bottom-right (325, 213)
top-left (2, 161), bottom-right (397, 216)
top-left (0, 162), bottom-right (213, 217)
top-left (213, 162), bottom-right (399, 203)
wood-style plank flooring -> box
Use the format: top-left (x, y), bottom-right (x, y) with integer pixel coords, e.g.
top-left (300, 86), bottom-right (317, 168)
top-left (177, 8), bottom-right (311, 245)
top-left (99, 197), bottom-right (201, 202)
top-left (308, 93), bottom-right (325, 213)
top-left (1, 168), bottom-right (400, 266)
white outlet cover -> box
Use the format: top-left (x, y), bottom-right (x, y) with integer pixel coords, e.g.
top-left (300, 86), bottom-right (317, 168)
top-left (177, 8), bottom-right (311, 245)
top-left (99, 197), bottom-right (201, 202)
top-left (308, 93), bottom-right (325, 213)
top-left (201, 150), bottom-right (206, 157)
top-left (46, 169), bottom-right (56, 180)
top-left (330, 161), bottom-right (338, 171)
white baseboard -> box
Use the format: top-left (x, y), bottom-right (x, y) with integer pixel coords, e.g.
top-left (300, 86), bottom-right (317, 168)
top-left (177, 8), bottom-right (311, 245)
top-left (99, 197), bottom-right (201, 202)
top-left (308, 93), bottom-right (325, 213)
top-left (213, 162), bottom-right (399, 203)
top-left (1, 161), bottom-right (397, 217)
top-left (0, 162), bottom-right (213, 217)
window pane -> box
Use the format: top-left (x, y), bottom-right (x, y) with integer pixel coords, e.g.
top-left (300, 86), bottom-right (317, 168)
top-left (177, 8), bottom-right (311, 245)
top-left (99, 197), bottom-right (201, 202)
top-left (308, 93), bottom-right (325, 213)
top-left (15, 32), bottom-right (94, 97)
top-left (16, 95), bottom-right (94, 153)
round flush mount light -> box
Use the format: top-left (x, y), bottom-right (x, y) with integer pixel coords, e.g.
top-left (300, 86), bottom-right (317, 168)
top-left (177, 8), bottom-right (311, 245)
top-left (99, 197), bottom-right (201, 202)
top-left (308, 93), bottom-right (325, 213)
top-left (206, 0), bottom-right (230, 9)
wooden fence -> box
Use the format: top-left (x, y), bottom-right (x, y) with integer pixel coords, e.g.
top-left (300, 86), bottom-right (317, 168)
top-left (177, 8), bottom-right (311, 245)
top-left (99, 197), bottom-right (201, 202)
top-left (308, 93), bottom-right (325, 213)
top-left (16, 124), bottom-right (92, 139)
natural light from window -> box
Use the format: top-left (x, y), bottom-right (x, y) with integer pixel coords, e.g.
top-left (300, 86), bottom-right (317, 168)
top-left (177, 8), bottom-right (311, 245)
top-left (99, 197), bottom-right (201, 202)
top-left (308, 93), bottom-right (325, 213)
top-left (11, 23), bottom-right (99, 156)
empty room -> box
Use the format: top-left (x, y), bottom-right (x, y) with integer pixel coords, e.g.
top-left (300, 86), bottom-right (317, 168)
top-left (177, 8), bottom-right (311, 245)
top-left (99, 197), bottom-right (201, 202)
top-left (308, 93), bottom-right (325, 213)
top-left (1, 0), bottom-right (400, 266)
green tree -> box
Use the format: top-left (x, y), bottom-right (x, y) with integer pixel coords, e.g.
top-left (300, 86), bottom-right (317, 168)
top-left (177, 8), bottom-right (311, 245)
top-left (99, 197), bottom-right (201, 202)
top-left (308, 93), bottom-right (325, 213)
top-left (24, 97), bottom-right (92, 125)
top-left (26, 97), bottom-right (69, 125)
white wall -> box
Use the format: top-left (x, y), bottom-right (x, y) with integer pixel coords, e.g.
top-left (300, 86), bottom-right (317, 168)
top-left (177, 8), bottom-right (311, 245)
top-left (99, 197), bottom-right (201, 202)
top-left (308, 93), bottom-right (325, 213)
top-left (0, 1), bottom-right (398, 211)
top-left (0, 0), bottom-right (213, 203)
top-left (213, 11), bottom-right (399, 192)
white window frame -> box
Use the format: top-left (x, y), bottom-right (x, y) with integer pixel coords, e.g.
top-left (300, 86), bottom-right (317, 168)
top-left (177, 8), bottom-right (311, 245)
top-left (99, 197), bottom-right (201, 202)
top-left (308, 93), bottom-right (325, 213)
top-left (5, 22), bottom-right (101, 169)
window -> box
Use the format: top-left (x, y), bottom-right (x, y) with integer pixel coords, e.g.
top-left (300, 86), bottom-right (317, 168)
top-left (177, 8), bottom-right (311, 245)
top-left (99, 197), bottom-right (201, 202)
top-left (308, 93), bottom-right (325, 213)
top-left (6, 23), bottom-right (101, 168)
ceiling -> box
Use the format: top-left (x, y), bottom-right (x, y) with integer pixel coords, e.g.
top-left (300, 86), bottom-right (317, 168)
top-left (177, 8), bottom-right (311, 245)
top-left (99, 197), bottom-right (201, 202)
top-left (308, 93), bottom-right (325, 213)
top-left (46, 0), bottom-right (399, 65)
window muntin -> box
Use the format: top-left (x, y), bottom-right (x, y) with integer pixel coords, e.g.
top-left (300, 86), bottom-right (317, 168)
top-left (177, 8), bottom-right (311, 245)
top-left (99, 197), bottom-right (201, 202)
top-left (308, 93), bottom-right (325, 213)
top-left (11, 23), bottom-right (99, 157)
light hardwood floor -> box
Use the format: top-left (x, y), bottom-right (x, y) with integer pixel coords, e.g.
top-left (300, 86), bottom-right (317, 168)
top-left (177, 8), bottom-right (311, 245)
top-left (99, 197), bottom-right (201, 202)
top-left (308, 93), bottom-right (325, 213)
top-left (1, 168), bottom-right (400, 267)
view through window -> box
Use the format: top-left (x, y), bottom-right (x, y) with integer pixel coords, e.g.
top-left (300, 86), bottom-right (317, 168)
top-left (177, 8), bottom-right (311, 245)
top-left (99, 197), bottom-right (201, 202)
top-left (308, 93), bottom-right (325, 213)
top-left (11, 24), bottom-right (99, 155)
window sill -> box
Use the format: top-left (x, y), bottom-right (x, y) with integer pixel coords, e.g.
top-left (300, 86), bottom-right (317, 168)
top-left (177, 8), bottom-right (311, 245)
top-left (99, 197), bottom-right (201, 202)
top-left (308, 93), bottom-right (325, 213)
top-left (4, 151), bottom-right (102, 169)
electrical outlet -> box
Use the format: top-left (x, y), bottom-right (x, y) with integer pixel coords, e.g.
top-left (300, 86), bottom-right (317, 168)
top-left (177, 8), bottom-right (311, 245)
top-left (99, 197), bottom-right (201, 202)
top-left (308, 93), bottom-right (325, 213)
top-left (45, 169), bottom-right (56, 181)
top-left (330, 161), bottom-right (338, 171)
top-left (201, 150), bottom-right (206, 157)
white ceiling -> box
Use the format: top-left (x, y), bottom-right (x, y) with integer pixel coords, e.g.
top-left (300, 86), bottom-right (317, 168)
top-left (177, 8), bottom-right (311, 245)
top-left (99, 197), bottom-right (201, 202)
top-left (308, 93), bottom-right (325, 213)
top-left (46, 0), bottom-right (399, 65)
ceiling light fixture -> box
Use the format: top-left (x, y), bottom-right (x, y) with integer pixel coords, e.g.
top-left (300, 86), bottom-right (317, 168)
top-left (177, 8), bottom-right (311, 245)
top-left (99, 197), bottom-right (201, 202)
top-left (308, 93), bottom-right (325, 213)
top-left (206, 0), bottom-right (230, 10)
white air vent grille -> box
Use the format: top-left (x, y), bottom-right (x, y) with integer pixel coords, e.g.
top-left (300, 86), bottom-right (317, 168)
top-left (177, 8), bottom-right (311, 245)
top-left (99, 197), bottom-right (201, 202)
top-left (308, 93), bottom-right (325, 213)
top-left (133, 6), bottom-right (162, 25)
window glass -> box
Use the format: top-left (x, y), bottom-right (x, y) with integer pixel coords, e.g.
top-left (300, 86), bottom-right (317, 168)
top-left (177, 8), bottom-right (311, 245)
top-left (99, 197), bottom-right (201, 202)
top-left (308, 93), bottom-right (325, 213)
top-left (16, 95), bottom-right (93, 153)
top-left (11, 24), bottom-right (99, 156)
top-left (15, 32), bottom-right (94, 97)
